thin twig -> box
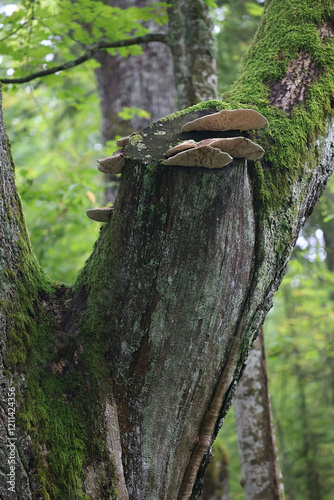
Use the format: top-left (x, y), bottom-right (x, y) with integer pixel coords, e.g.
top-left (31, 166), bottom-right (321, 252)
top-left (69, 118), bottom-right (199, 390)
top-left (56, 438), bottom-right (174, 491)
top-left (0, 33), bottom-right (168, 84)
top-left (0, 19), bottom-right (31, 43)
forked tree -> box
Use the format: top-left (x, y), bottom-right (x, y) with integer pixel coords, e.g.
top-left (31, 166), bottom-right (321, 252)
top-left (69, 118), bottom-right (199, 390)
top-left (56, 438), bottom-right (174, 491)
top-left (0, 1), bottom-right (333, 499)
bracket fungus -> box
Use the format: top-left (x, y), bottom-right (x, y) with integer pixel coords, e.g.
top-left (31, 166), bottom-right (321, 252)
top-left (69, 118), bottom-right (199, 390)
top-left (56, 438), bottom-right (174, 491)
top-left (162, 146), bottom-right (233, 169)
top-left (97, 150), bottom-right (125, 174)
top-left (163, 140), bottom-right (197, 157)
top-left (163, 108), bottom-right (268, 169)
top-left (86, 207), bottom-right (114, 222)
top-left (181, 108), bottom-right (268, 133)
top-left (116, 132), bottom-right (138, 148)
top-left (197, 137), bottom-right (265, 160)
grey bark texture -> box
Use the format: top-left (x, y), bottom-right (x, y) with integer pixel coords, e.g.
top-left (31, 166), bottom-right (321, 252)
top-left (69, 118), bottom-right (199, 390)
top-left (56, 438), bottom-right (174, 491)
top-left (234, 329), bottom-right (285, 500)
top-left (104, 109), bottom-right (333, 499)
top-left (167, 0), bottom-right (218, 108)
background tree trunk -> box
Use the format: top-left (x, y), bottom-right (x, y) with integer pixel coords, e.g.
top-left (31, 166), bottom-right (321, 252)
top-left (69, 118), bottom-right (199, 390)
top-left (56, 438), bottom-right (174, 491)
top-left (234, 329), bottom-right (285, 500)
top-left (167, 0), bottom-right (218, 109)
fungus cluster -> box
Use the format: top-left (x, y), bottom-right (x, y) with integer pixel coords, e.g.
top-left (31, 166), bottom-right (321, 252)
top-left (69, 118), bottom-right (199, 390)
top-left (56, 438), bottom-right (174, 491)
top-left (86, 109), bottom-right (268, 221)
top-left (96, 132), bottom-right (138, 175)
top-left (162, 109), bottom-right (268, 169)
top-left (85, 134), bottom-right (136, 221)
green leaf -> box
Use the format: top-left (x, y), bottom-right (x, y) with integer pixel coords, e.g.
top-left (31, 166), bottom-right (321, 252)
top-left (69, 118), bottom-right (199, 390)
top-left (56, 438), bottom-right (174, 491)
top-left (118, 107), bottom-right (151, 121)
top-left (245, 2), bottom-right (264, 17)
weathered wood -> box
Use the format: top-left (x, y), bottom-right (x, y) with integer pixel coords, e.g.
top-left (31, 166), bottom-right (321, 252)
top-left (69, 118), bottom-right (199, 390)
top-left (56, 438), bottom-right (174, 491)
top-left (75, 104), bottom-right (334, 498)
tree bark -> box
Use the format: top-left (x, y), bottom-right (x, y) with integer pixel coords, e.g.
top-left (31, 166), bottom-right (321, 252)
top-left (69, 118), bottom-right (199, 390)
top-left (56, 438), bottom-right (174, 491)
top-left (0, 92), bottom-right (52, 499)
top-left (167, 0), bottom-right (218, 108)
top-left (1, 1), bottom-right (334, 499)
top-left (234, 329), bottom-right (285, 500)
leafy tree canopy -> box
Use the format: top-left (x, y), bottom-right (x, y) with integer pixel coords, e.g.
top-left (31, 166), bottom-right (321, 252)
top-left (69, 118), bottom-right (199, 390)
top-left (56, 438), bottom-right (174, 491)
top-left (0, 0), bottom-right (169, 83)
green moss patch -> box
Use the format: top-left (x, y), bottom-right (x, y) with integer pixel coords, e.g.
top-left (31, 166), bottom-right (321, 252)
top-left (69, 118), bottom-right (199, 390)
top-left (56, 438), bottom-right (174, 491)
top-left (222, 0), bottom-right (334, 211)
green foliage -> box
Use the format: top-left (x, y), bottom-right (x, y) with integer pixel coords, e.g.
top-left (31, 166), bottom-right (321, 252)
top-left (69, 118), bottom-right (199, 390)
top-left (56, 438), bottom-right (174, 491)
top-left (214, 0), bottom-right (264, 94)
top-left (3, 74), bottom-right (104, 284)
top-left (0, 0), bottom-right (170, 80)
top-left (0, 0), bottom-right (169, 284)
top-left (265, 252), bottom-right (334, 500)
top-left (118, 106), bottom-right (151, 121)
top-left (212, 407), bottom-right (245, 499)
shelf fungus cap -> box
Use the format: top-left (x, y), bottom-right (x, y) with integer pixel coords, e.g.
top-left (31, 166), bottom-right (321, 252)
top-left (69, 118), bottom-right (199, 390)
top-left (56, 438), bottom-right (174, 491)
top-left (97, 150), bottom-right (125, 174)
top-left (162, 146), bottom-right (233, 169)
top-left (163, 140), bottom-right (197, 157)
top-left (197, 137), bottom-right (265, 160)
top-left (86, 207), bottom-right (114, 222)
top-left (116, 132), bottom-right (138, 148)
top-left (181, 109), bottom-right (268, 132)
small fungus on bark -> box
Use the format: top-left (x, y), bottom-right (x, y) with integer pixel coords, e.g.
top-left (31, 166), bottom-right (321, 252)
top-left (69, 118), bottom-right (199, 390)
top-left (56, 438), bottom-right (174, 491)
top-left (164, 140), bottom-right (197, 157)
top-left (97, 150), bottom-right (125, 174)
top-left (181, 108), bottom-right (268, 132)
top-left (116, 132), bottom-right (138, 148)
top-left (86, 207), bottom-right (114, 222)
top-left (197, 137), bottom-right (265, 160)
top-left (162, 146), bottom-right (233, 169)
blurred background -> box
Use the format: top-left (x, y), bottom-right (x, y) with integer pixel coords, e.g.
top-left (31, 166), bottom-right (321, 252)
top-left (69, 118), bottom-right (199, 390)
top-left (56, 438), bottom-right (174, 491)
top-left (1, 0), bottom-right (333, 498)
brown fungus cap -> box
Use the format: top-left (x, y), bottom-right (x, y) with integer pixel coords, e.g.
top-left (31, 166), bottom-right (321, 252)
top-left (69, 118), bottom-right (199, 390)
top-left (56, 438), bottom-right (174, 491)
top-left (197, 137), bottom-right (265, 160)
top-left (97, 150), bottom-right (125, 174)
top-left (163, 140), bottom-right (197, 157)
top-left (162, 146), bottom-right (233, 169)
top-left (86, 207), bottom-right (114, 222)
top-left (181, 109), bottom-right (268, 133)
top-left (116, 132), bottom-right (138, 148)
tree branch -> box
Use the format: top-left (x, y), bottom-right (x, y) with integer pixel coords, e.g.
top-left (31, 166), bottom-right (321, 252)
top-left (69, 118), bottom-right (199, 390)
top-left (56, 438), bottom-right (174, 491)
top-left (0, 33), bottom-right (168, 84)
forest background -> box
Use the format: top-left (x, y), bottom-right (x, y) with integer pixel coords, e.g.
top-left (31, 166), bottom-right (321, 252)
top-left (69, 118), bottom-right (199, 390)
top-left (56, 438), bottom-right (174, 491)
top-left (0, 0), bottom-right (333, 498)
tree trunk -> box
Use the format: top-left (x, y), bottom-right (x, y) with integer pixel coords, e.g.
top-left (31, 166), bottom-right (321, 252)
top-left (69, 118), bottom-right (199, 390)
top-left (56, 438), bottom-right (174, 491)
top-left (1, 1), bottom-right (334, 499)
top-left (234, 329), bottom-right (285, 500)
top-left (167, 0), bottom-right (218, 109)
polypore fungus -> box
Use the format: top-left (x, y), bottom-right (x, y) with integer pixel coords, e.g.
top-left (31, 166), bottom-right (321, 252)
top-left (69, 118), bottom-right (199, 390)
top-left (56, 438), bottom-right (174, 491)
top-left (163, 140), bottom-right (197, 157)
top-left (197, 137), bottom-right (265, 160)
top-left (116, 132), bottom-right (138, 148)
top-left (162, 146), bottom-right (233, 169)
top-left (97, 150), bottom-right (125, 174)
top-left (181, 109), bottom-right (268, 133)
top-left (86, 207), bottom-right (114, 222)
